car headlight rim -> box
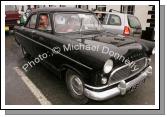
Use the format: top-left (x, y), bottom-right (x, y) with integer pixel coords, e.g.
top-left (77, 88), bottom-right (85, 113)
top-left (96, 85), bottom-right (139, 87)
top-left (103, 59), bottom-right (113, 74)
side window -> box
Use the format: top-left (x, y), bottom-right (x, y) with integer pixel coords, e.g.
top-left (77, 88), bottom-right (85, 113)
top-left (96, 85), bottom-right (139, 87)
top-left (102, 14), bottom-right (108, 24)
top-left (37, 13), bottom-right (51, 31)
top-left (107, 14), bottom-right (121, 25)
top-left (96, 13), bottom-right (106, 24)
top-left (26, 14), bottom-right (37, 28)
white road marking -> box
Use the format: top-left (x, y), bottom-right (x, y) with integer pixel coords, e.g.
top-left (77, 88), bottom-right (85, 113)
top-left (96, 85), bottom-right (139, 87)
top-left (13, 67), bottom-right (52, 105)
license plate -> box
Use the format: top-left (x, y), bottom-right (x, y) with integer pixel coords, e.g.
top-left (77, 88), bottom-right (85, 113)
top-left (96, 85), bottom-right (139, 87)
top-left (5, 26), bottom-right (9, 31)
top-left (128, 79), bottom-right (146, 93)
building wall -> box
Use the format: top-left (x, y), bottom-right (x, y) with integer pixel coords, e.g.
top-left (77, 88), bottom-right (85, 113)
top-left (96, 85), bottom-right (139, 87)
top-left (106, 5), bottom-right (121, 12)
top-left (88, 5), bottom-right (96, 10)
top-left (17, 5), bottom-right (27, 12)
top-left (134, 5), bottom-right (152, 30)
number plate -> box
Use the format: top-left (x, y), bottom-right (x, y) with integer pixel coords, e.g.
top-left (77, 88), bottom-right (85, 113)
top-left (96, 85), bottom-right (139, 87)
top-left (128, 79), bottom-right (146, 93)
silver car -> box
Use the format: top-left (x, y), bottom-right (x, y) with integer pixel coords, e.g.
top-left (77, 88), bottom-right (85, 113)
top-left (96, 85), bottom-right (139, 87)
top-left (95, 11), bottom-right (142, 39)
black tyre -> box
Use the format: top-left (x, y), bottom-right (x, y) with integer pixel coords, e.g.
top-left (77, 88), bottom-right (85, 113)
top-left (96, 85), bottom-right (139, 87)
top-left (66, 70), bottom-right (89, 104)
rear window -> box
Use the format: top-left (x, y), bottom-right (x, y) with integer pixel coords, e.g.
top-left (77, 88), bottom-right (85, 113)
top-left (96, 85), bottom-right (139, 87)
top-left (107, 14), bottom-right (121, 25)
top-left (128, 15), bottom-right (141, 28)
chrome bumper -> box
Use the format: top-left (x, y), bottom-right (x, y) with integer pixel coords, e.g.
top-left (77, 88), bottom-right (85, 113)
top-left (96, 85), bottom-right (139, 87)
top-left (84, 66), bottom-right (152, 101)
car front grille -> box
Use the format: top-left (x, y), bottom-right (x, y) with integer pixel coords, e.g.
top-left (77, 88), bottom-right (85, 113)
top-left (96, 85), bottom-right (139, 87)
top-left (108, 57), bottom-right (147, 85)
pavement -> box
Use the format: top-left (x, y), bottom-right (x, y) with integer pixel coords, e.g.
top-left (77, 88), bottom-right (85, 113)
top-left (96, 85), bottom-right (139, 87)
top-left (5, 34), bottom-right (155, 105)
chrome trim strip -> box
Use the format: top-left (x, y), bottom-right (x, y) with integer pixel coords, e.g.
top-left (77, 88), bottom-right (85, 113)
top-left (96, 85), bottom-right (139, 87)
top-left (84, 57), bottom-right (148, 90)
top-left (85, 83), bottom-right (110, 90)
top-left (15, 32), bottom-right (93, 70)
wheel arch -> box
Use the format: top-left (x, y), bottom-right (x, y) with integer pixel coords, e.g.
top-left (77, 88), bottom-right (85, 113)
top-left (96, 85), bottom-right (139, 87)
top-left (60, 64), bottom-right (88, 82)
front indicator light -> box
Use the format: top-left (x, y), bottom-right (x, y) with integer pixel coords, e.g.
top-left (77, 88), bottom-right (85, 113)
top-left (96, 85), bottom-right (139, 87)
top-left (101, 77), bottom-right (107, 84)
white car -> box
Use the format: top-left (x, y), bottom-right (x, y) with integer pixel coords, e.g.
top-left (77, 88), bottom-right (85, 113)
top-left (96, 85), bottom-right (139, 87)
top-left (95, 11), bottom-right (142, 39)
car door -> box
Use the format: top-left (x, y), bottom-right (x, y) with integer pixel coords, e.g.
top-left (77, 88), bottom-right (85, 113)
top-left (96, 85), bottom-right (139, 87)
top-left (31, 12), bottom-right (54, 64)
top-left (15, 13), bottom-right (38, 57)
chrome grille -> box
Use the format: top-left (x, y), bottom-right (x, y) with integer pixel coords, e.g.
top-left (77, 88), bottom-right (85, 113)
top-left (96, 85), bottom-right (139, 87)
top-left (109, 57), bottom-right (147, 85)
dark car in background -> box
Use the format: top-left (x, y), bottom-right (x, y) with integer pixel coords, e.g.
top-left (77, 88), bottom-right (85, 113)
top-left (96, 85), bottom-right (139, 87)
top-left (5, 5), bottom-right (20, 32)
top-left (14, 7), bottom-right (153, 104)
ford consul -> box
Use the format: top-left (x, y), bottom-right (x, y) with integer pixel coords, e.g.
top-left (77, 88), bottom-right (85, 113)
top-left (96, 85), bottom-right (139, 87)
top-left (14, 7), bottom-right (152, 104)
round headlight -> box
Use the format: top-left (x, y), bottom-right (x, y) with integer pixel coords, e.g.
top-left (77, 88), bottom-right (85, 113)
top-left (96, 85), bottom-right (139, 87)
top-left (103, 59), bottom-right (113, 74)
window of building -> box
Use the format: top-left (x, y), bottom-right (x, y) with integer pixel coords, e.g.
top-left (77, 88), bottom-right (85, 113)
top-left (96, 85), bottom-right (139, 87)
top-left (77, 5), bottom-right (88, 9)
top-left (60, 5), bottom-right (66, 7)
top-left (21, 5), bottom-right (24, 12)
top-left (121, 5), bottom-right (135, 15)
top-left (96, 5), bottom-right (106, 11)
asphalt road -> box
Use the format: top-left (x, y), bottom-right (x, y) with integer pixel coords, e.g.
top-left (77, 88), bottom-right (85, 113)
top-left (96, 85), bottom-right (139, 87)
top-left (5, 34), bottom-right (155, 105)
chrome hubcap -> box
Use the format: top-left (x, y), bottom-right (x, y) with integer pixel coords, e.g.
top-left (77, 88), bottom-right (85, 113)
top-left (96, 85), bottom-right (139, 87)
top-left (70, 75), bottom-right (83, 95)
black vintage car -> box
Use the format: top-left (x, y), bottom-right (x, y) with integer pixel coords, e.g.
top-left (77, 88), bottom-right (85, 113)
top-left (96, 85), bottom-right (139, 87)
top-left (14, 7), bottom-right (152, 104)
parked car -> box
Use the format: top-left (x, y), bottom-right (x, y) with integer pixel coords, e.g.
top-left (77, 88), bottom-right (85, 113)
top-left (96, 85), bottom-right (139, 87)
top-left (14, 7), bottom-right (152, 104)
top-left (95, 11), bottom-right (142, 39)
top-left (5, 5), bottom-right (21, 32)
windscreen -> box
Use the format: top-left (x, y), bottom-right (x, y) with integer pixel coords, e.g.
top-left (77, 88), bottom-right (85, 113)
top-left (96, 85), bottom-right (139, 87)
top-left (53, 13), bottom-right (101, 33)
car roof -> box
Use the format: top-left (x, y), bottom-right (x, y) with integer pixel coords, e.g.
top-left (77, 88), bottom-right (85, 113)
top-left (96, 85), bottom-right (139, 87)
top-left (31, 7), bottom-right (92, 13)
top-left (94, 11), bottom-right (131, 16)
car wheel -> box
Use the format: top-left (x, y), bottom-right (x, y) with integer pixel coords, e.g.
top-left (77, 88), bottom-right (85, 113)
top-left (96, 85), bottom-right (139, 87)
top-left (21, 46), bottom-right (30, 59)
top-left (66, 70), bottom-right (89, 104)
